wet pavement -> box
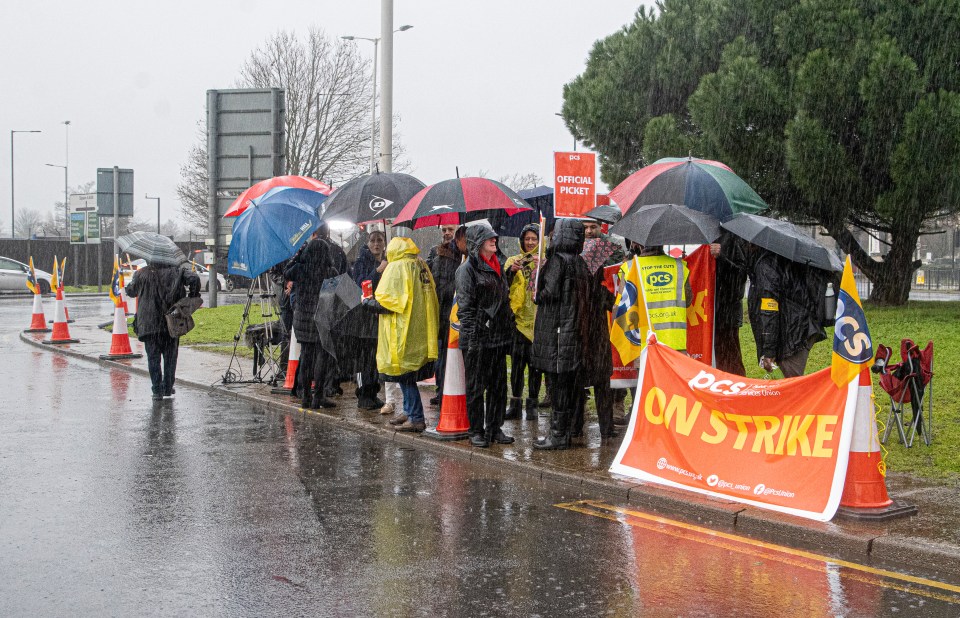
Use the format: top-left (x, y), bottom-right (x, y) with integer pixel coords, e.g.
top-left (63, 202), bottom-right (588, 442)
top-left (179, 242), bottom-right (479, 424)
top-left (3, 296), bottom-right (960, 615)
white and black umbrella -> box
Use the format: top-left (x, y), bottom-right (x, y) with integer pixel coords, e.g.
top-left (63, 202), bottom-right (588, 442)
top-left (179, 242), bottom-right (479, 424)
top-left (721, 213), bottom-right (842, 272)
top-left (116, 231), bottom-right (186, 266)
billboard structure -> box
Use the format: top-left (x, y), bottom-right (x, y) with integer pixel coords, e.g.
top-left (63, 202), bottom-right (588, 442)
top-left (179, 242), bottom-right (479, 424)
top-left (205, 88), bottom-right (285, 306)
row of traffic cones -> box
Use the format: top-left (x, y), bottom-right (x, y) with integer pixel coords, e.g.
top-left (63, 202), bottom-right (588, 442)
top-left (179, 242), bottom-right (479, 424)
top-left (24, 282), bottom-right (142, 359)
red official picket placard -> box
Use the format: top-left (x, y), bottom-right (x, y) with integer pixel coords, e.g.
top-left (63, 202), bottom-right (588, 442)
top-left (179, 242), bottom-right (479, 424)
top-left (611, 342), bottom-right (857, 521)
top-left (683, 246), bottom-right (716, 366)
top-left (554, 151), bottom-right (597, 217)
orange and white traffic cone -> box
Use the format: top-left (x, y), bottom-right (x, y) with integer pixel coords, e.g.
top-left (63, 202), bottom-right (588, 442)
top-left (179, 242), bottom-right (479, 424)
top-left (271, 329), bottom-right (301, 395)
top-left (837, 368), bottom-right (916, 520)
top-left (425, 330), bottom-right (470, 441)
top-left (23, 293), bottom-right (51, 333)
top-left (49, 287), bottom-right (75, 323)
top-left (99, 304), bottom-right (142, 360)
top-left (119, 285), bottom-right (131, 316)
top-left (42, 293), bottom-right (79, 345)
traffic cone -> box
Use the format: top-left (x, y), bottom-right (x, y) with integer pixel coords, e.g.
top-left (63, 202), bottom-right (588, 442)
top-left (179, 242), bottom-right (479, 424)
top-left (42, 293), bottom-right (79, 344)
top-left (836, 368), bottom-right (917, 520)
top-left (99, 304), bottom-right (142, 360)
top-left (49, 287), bottom-right (75, 323)
top-left (271, 329), bottom-right (301, 395)
top-left (23, 293), bottom-right (51, 333)
top-left (119, 285), bottom-right (131, 315)
top-left (425, 331), bottom-right (470, 441)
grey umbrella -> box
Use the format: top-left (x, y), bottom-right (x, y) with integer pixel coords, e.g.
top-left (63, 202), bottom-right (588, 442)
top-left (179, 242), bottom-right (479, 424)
top-left (609, 203), bottom-right (721, 246)
top-left (583, 204), bottom-right (623, 224)
top-left (313, 274), bottom-right (363, 359)
top-left (721, 214), bottom-right (843, 272)
top-left (116, 231), bottom-right (187, 266)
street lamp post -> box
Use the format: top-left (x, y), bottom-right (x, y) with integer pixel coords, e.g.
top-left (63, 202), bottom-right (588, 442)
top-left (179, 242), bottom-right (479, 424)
top-left (62, 121), bottom-right (70, 237)
top-left (341, 24), bottom-right (412, 175)
top-left (45, 164), bottom-right (68, 239)
top-left (146, 194), bottom-right (161, 233)
top-left (10, 129), bottom-right (41, 239)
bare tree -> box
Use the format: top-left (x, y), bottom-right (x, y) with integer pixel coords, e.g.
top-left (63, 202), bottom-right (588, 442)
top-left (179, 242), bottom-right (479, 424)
top-left (178, 27), bottom-right (407, 227)
top-left (15, 209), bottom-right (45, 239)
top-left (472, 170), bottom-right (544, 192)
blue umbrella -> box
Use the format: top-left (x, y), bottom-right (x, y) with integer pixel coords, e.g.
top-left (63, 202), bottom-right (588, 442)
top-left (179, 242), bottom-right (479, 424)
top-left (226, 187), bottom-right (327, 277)
top-left (493, 185), bottom-right (556, 237)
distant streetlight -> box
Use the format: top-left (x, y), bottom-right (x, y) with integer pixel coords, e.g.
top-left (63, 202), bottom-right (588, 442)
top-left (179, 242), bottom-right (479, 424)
top-left (10, 129), bottom-right (41, 239)
top-left (341, 24), bottom-right (413, 174)
top-left (146, 194), bottom-right (161, 233)
top-left (45, 163), bottom-right (68, 239)
top-left (62, 121), bottom-right (70, 236)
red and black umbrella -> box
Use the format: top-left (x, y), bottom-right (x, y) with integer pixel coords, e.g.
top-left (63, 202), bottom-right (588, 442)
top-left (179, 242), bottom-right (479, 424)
top-left (392, 177), bottom-right (532, 229)
top-left (224, 175), bottom-right (333, 217)
top-left (609, 157), bottom-right (767, 222)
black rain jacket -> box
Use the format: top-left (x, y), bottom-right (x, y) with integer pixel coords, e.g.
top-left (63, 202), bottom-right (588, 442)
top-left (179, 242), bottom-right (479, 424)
top-left (530, 219), bottom-right (592, 375)
top-left (454, 223), bottom-right (515, 350)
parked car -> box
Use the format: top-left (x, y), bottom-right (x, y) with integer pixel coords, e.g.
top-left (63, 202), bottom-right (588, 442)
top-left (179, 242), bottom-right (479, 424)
top-left (123, 259), bottom-right (231, 292)
top-left (0, 256), bottom-right (53, 294)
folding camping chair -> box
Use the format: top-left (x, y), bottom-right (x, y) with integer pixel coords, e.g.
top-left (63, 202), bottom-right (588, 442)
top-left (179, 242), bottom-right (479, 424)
top-left (872, 339), bottom-right (934, 447)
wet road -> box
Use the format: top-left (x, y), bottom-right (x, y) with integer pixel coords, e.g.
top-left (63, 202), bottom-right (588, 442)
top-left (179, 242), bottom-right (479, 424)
top-left (1, 297), bottom-right (959, 616)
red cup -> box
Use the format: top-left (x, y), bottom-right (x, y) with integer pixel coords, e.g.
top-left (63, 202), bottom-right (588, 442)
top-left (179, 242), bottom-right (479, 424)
top-left (361, 280), bottom-right (373, 300)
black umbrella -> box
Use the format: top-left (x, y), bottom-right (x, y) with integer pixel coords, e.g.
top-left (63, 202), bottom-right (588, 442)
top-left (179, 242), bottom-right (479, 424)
top-left (319, 172), bottom-right (426, 224)
top-left (721, 214), bottom-right (842, 272)
top-left (609, 203), bottom-right (721, 247)
top-left (313, 274), bottom-right (363, 359)
top-left (584, 204), bottom-right (623, 224)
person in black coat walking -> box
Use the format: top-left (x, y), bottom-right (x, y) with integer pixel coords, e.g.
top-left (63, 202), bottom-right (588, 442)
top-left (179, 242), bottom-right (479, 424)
top-left (126, 262), bottom-right (201, 400)
top-left (284, 238), bottom-right (337, 409)
top-left (456, 221), bottom-right (516, 448)
top-left (531, 219), bottom-right (592, 450)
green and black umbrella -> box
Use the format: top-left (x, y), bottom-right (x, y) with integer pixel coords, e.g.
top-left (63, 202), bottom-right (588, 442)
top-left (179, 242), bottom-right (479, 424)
top-left (609, 157), bottom-right (767, 222)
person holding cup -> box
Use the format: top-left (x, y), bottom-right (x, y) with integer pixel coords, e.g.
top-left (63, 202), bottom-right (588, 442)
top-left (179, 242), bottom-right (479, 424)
top-left (349, 230), bottom-right (389, 410)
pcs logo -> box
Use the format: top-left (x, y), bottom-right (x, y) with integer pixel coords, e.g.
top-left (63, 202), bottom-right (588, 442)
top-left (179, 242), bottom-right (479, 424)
top-left (834, 291), bottom-right (872, 363)
top-left (613, 282), bottom-right (643, 346)
top-left (646, 271), bottom-right (674, 287)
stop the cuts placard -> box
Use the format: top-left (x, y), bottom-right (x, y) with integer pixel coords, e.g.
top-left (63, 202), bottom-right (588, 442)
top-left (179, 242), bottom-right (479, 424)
top-left (554, 151), bottom-right (597, 217)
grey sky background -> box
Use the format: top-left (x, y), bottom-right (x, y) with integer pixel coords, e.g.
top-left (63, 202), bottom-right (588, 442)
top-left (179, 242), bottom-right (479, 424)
top-left (1, 1), bottom-right (644, 234)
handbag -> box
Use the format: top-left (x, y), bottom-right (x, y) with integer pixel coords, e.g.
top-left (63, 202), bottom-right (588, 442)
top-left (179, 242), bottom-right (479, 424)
top-left (165, 301), bottom-right (196, 338)
top-left (165, 296), bottom-right (203, 337)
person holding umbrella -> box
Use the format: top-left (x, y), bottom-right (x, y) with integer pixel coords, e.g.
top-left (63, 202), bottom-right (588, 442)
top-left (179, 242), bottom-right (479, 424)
top-left (362, 237), bottom-right (439, 432)
top-left (284, 239), bottom-right (338, 409)
top-left (125, 256), bottom-right (201, 401)
top-left (456, 221), bottom-right (516, 448)
top-left (745, 246), bottom-right (828, 377)
top-left (349, 230), bottom-right (388, 410)
top-left (504, 223), bottom-right (542, 421)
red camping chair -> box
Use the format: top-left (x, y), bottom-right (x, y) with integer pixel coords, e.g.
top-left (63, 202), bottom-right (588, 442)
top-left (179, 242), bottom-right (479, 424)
top-left (872, 339), bottom-right (933, 447)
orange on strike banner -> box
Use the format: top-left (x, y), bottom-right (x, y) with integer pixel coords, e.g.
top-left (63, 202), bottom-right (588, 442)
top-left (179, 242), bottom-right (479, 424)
top-left (611, 342), bottom-right (858, 521)
top-left (554, 151), bottom-right (596, 217)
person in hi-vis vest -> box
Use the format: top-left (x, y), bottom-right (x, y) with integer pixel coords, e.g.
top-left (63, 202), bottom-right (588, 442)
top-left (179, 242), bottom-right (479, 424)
top-left (634, 245), bottom-right (692, 352)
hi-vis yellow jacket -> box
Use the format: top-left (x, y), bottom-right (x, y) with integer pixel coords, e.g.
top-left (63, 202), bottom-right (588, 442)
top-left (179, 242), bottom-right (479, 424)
top-left (375, 237), bottom-right (439, 377)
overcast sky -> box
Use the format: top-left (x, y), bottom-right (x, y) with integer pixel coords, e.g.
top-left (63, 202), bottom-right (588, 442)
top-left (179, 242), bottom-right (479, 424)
top-left (1, 0), bottom-right (645, 234)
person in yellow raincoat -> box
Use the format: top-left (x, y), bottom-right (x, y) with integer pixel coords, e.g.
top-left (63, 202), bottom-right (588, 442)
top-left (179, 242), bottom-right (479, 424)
top-left (504, 223), bottom-right (542, 421)
top-left (362, 236), bottom-right (439, 432)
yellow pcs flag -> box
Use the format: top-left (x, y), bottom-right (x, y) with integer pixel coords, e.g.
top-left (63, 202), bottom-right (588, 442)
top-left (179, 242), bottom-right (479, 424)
top-left (25, 256), bottom-right (39, 294)
top-left (109, 255), bottom-right (122, 307)
top-left (51, 256), bottom-right (60, 291)
top-left (610, 257), bottom-right (650, 365)
top-left (831, 257), bottom-right (874, 388)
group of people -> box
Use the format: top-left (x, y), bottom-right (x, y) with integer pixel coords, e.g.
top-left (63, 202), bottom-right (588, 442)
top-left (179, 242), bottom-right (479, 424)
top-left (125, 208), bottom-right (829, 452)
